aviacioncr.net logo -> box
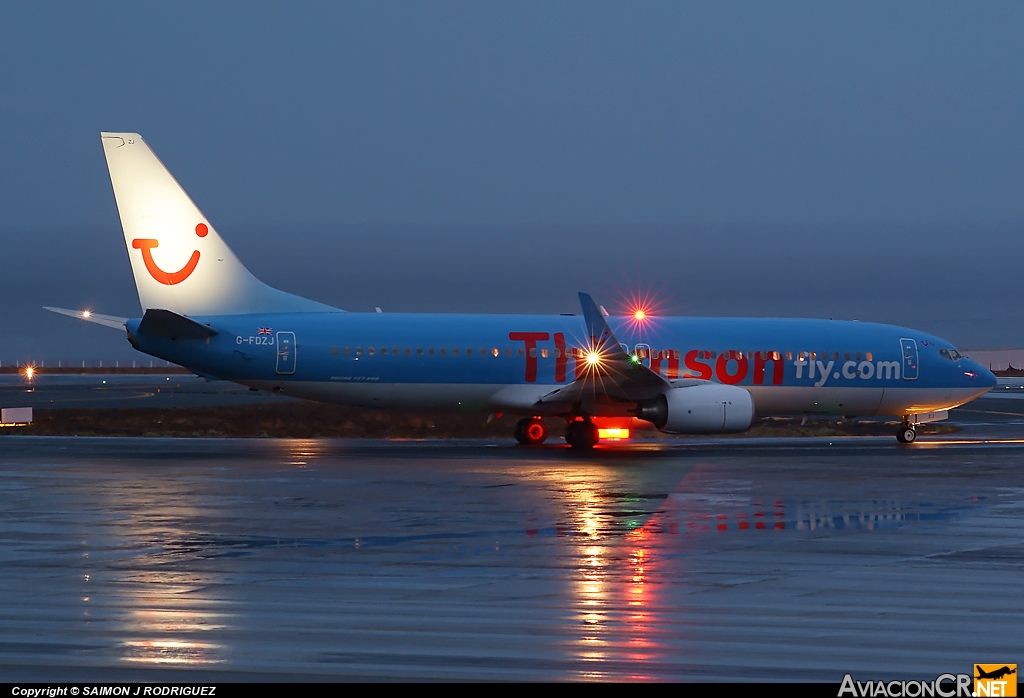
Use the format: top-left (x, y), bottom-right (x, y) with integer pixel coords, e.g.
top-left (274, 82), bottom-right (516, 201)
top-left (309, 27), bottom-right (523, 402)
top-left (132, 223), bottom-right (208, 285)
top-left (839, 673), bottom-right (972, 697)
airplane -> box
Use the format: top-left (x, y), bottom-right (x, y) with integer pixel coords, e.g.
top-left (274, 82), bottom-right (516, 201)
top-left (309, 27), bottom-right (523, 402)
top-left (46, 132), bottom-right (997, 448)
top-left (975, 666), bottom-right (1016, 681)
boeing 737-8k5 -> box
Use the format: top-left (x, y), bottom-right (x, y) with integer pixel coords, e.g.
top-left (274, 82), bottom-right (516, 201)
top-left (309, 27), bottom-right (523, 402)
top-left (47, 133), bottom-right (997, 447)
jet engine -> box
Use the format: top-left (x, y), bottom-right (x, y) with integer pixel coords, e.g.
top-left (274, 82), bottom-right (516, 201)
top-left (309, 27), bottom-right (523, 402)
top-left (637, 383), bottom-right (754, 434)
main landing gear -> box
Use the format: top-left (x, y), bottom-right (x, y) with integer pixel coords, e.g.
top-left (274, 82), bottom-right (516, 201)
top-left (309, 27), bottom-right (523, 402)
top-left (896, 422), bottom-right (917, 444)
top-left (514, 417), bottom-right (548, 445)
top-left (565, 419), bottom-right (600, 450)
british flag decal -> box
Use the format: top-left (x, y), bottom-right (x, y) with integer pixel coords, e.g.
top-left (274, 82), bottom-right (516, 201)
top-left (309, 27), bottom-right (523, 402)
top-left (258, 327), bottom-right (272, 335)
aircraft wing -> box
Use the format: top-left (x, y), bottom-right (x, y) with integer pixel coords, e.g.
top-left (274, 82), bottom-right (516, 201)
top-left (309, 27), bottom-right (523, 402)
top-left (44, 306), bottom-right (128, 330)
top-left (538, 293), bottom-right (669, 406)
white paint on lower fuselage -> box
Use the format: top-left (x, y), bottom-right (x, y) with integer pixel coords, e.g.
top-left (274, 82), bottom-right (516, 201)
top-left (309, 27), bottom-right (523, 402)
top-left (244, 379), bottom-right (992, 418)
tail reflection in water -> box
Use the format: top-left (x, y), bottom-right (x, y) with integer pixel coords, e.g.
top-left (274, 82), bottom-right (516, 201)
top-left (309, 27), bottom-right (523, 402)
top-left (115, 567), bottom-right (230, 666)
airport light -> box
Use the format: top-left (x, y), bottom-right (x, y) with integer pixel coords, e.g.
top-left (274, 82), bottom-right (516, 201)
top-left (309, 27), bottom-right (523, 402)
top-left (24, 366), bottom-right (35, 380)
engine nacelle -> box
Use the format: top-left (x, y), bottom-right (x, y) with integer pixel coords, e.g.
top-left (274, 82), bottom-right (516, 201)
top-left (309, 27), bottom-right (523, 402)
top-left (637, 383), bottom-right (754, 434)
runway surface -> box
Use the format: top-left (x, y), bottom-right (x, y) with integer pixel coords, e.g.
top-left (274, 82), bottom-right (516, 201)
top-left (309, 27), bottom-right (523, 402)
top-left (0, 373), bottom-right (293, 409)
top-left (2, 408), bottom-right (1024, 680)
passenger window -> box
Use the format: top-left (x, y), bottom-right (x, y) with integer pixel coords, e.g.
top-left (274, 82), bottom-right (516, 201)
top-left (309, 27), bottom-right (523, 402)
top-left (380, 347), bottom-right (387, 356)
top-left (356, 346), bottom-right (363, 356)
top-left (404, 347), bottom-right (411, 356)
top-left (810, 352), bottom-right (816, 360)
top-left (866, 352), bottom-right (873, 361)
top-left (416, 348), bottom-right (423, 356)
top-left (505, 348), bottom-right (512, 357)
top-left (541, 348), bottom-right (549, 359)
top-left (393, 347), bottom-right (399, 356)
top-left (855, 352), bottom-right (861, 361)
top-left (529, 348), bottom-right (537, 358)
top-left (786, 352), bottom-right (792, 361)
top-left (368, 347), bottom-right (375, 356)
top-left (710, 351), bottom-right (717, 359)
top-left (344, 346), bottom-right (351, 356)
top-left (844, 352), bottom-right (850, 361)
top-left (492, 348), bottom-right (499, 357)
top-left (518, 348), bottom-right (525, 357)
top-left (466, 348), bottom-right (473, 356)
top-left (429, 348), bottom-right (435, 356)
top-left (440, 348), bottom-right (446, 356)
top-left (832, 352), bottom-right (839, 361)
top-left (452, 348), bottom-right (459, 357)
top-left (331, 346), bottom-right (339, 356)
top-left (773, 351), bottom-right (781, 361)
top-left (674, 350), bottom-right (681, 359)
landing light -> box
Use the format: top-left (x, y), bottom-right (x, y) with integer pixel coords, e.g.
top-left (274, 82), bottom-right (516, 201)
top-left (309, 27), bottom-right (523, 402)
top-left (82, 310), bottom-right (91, 318)
top-left (586, 351), bottom-right (602, 366)
top-left (24, 367), bottom-right (35, 380)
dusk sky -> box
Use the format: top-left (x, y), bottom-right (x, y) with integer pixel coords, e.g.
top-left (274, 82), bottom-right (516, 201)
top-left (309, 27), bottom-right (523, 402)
top-left (2, 2), bottom-right (1023, 362)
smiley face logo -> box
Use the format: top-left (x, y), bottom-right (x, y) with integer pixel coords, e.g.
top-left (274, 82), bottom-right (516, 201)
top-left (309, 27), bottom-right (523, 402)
top-left (132, 223), bottom-right (208, 285)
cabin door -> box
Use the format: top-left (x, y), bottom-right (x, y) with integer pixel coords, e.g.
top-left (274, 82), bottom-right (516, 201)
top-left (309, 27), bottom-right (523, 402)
top-left (899, 338), bottom-right (918, 381)
top-left (276, 332), bottom-right (296, 374)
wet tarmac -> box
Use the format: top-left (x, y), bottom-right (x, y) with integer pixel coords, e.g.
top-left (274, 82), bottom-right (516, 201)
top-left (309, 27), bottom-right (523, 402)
top-left (2, 408), bottom-right (1024, 681)
top-left (0, 373), bottom-right (293, 410)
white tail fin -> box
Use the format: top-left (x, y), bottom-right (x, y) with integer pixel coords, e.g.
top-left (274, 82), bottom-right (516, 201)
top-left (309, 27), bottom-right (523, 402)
top-left (100, 132), bottom-right (340, 316)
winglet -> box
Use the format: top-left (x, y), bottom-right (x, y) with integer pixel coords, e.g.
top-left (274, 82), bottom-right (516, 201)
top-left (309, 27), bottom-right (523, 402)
top-left (578, 292), bottom-right (629, 359)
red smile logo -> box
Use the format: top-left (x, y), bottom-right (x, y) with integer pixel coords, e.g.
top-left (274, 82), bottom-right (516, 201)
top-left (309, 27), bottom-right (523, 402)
top-left (132, 223), bottom-right (208, 285)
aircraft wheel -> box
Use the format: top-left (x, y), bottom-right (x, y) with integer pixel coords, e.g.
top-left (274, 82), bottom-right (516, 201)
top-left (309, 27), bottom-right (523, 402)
top-left (514, 417), bottom-right (548, 445)
top-left (896, 425), bottom-right (917, 444)
top-left (565, 420), bottom-right (599, 449)
top-left (515, 417), bottom-right (548, 445)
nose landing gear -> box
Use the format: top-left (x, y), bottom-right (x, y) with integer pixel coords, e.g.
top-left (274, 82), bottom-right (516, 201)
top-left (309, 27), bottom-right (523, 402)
top-left (514, 417), bottom-right (548, 445)
top-left (896, 422), bottom-right (917, 443)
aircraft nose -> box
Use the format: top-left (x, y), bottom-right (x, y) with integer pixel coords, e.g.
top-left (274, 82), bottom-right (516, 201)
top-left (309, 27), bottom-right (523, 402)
top-left (968, 361), bottom-right (997, 390)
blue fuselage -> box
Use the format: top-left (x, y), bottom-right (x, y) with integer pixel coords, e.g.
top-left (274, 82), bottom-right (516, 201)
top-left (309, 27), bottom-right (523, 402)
top-left (126, 312), bottom-right (996, 419)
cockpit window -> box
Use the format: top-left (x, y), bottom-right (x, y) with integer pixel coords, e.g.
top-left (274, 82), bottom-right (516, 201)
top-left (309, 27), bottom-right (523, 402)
top-left (939, 348), bottom-right (963, 361)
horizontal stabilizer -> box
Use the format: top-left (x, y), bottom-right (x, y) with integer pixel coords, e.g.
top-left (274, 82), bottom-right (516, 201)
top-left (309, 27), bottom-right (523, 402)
top-left (137, 309), bottom-right (219, 340)
top-left (44, 306), bottom-right (128, 330)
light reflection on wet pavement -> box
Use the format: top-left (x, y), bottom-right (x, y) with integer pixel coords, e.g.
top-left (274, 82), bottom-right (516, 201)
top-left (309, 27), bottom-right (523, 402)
top-left (1, 431), bottom-right (1022, 680)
